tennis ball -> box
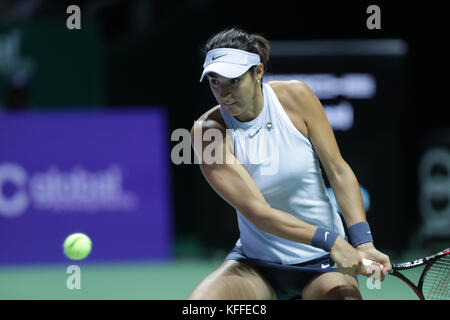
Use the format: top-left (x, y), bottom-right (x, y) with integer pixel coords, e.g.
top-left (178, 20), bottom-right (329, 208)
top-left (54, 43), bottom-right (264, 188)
top-left (63, 233), bottom-right (92, 260)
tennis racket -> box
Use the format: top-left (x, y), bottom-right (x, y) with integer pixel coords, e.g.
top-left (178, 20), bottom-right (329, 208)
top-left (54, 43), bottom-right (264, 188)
top-left (362, 248), bottom-right (450, 300)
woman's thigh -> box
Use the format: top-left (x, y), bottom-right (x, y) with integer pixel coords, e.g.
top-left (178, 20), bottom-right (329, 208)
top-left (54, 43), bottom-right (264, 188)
top-left (302, 272), bottom-right (362, 300)
top-left (187, 260), bottom-right (276, 300)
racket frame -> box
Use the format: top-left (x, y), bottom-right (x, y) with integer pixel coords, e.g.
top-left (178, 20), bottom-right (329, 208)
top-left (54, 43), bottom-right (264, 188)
top-left (389, 248), bottom-right (450, 300)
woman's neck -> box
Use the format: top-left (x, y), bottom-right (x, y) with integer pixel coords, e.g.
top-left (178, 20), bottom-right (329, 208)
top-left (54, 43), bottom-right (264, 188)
top-left (235, 84), bottom-right (264, 122)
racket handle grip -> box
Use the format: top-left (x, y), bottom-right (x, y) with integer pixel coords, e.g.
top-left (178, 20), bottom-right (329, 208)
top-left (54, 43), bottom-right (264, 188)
top-left (362, 258), bottom-right (384, 268)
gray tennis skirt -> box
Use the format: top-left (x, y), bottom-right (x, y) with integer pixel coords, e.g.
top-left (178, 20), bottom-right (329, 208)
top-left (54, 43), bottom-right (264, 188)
top-left (225, 244), bottom-right (359, 300)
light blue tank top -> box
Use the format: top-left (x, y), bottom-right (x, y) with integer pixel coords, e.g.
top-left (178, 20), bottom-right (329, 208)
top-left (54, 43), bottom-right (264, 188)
top-left (219, 82), bottom-right (346, 264)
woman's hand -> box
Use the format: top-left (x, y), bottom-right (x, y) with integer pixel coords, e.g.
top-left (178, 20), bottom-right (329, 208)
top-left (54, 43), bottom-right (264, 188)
top-left (355, 242), bottom-right (392, 281)
top-left (330, 236), bottom-right (373, 277)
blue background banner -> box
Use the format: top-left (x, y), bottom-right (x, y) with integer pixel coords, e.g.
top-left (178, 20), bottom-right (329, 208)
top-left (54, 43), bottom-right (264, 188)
top-left (0, 109), bottom-right (172, 264)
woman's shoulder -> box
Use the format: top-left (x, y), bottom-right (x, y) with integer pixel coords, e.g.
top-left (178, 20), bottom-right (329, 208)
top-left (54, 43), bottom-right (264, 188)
top-left (266, 80), bottom-right (311, 139)
top-left (267, 80), bottom-right (312, 103)
top-left (193, 104), bottom-right (226, 129)
top-left (266, 80), bottom-right (304, 113)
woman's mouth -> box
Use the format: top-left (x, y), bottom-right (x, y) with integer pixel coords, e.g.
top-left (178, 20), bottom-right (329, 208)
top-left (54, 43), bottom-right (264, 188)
top-left (222, 101), bottom-right (236, 106)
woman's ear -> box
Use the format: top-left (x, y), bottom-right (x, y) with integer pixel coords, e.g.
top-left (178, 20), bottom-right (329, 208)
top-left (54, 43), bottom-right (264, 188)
top-left (256, 63), bottom-right (264, 81)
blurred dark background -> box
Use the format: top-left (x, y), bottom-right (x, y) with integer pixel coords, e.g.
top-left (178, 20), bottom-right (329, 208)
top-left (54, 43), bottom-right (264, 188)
top-left (1, 0), bottom-right (449, 258)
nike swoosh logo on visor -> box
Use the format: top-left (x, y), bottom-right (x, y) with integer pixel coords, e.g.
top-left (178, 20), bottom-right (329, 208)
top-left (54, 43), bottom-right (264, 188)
top-left (212, 54), bottom-right (227, 61)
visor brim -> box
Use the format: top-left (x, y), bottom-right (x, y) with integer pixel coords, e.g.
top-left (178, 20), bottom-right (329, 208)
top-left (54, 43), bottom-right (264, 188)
top-left (199, 63), bottom-right (254, 82)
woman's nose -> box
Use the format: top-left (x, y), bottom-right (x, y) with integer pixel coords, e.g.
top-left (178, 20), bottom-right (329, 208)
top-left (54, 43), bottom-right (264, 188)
top-left (220, 90), bottom-right (232, 99)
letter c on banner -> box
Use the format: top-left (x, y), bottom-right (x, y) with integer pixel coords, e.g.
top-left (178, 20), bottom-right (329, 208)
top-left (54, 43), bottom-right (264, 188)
top-left (0, 163), bottom-right (29, 218)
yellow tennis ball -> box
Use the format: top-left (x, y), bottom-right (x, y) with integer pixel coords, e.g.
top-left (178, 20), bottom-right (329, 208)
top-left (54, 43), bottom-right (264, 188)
top-left (63, 233), bottom-right (92, 260)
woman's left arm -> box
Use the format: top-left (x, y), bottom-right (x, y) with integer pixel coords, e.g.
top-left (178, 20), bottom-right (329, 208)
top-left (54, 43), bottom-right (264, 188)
top-left (287, 80), bottom-right (392, 277)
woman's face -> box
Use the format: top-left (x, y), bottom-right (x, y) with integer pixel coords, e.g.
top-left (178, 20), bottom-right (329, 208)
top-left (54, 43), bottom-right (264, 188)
top-left (207, 69), bottom-right (259, 117)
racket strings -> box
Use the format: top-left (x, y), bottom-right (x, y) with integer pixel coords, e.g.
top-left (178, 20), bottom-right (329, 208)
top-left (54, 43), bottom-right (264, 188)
top-left (422, 255), bottom-right (450, 300)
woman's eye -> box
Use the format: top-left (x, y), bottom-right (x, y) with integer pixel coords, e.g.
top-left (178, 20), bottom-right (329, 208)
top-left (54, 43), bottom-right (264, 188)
top-left (211, 79), bottom-right (219, 86)
top-left (231, 78), bottom-right (240, 84)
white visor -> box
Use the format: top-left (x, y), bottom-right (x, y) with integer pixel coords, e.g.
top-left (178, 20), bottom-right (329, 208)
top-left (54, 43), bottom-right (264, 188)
top-left (199, 48), bottom-right (260, 82)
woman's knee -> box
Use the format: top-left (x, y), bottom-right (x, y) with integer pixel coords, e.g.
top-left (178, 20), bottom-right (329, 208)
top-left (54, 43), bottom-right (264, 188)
top-left (302, 272), bottom-right (362, 300)
top-left (187, 260), bottom-right (275, 300)
top-left (320, 284), bottom-right (362, 300)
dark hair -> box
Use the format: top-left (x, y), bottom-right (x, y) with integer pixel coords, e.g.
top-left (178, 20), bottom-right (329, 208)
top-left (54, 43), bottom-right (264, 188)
top-left (202, 27), bottom-right (270, 77)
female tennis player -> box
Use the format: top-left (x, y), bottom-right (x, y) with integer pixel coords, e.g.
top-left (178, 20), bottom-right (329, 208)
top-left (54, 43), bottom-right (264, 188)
top-left (188, 27), bottom-right (392, 300)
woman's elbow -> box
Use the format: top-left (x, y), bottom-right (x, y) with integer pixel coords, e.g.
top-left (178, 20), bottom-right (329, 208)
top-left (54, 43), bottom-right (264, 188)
top-left (240, 200), bottom-right (271, 223)
top-left (326, 158), bottom-right (352, 181)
